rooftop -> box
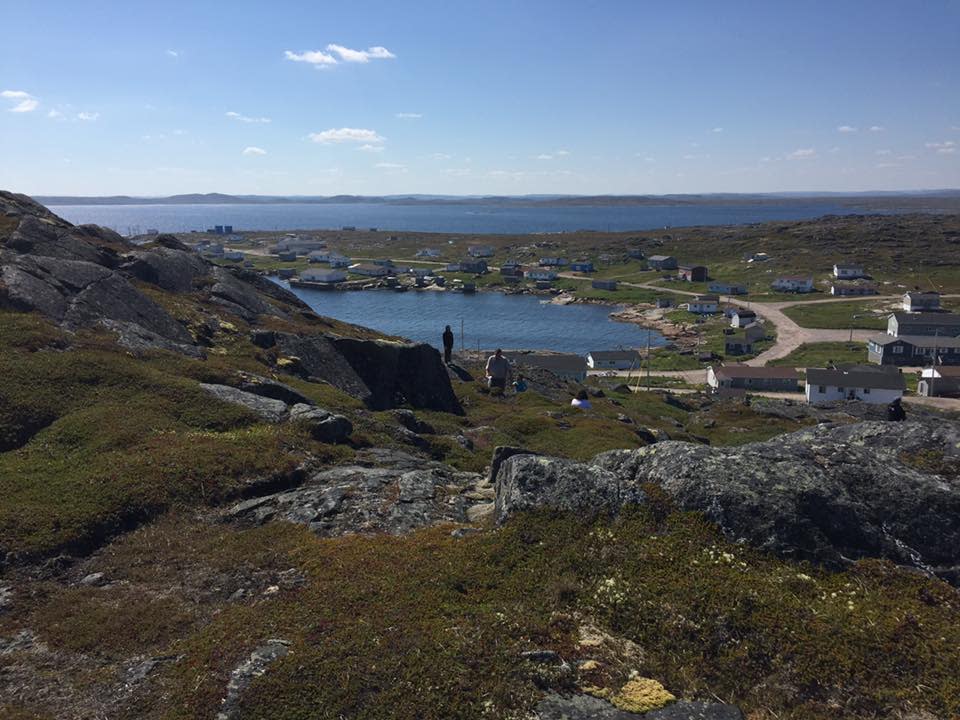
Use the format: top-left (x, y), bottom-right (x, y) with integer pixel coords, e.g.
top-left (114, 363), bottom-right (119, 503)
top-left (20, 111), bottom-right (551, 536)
top-left (870, 333), bottom-right (960, 349)
top-left (588, 350), bottom-right (641, 361)
top-left (806, 366), bottom-right (906, 391)
top-left (507, 352), bottom-right (587, 373)
top-left (713, 366), bottom-right (798, 380)
top-left (893, 312), bottom-right (960, 327)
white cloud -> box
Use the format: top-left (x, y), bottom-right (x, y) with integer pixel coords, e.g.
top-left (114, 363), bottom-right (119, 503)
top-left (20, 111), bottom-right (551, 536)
top-left (828, 146), bottom-right (841, 153)
top-left (711, 127), bottom-right (724, 133)
top-left (77, 112), bottom-right (99, 121)
top-left (327, 44), bottom-right (395, 63)
top-left (869, 125), bottom-right (884, 132)
top-left (47, 109), bottom-right (62, 118)
top-left (897, 154), bottom-right (916, 161)
top-left (375, 162), bottom-right (405, 170)
top-left (875, 149), bottom-right (892, 156)
top-left (836, 125), bottom-right (857, 133)
top-left (427, 152), bottom-right (452, 160)
top-left (395, 112), bottom-right (422, 119)
top-left (242, 146), bottom-right (267, 156)
top-left (358, 144), bottom-right (385, 152)
top-left (536, 154), bottom-right (553, 160)
top-left (875, 162), bottom-right (900, 168)
top-left (284, 49), bottom-right (338, 67)
top-left (308, 127), bottom-right (384, 144)
top-left (166, 49), bottom-right (179, 58)
top-left (925, 140), bottom-right (957, 154)
top-left (554, 149), bottom-right (570, 156)
top-left (226, 111), bottom-right (271, 124)
top-left (1, 90), bottom-right (39, 113)
top-left (787, 148), bottom-right (816, 160)
top-left (444, 168), bottom-right (471, 176)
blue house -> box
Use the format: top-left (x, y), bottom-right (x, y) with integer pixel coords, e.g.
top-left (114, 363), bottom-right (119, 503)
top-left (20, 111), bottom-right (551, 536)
top-left (569, 262), bottom-right (595, 272)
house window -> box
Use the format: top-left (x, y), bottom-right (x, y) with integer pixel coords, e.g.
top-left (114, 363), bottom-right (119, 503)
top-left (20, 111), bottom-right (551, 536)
top-left (863, 388), bottom-right (871, 394)
top-left (819, 386), bottom-right (826, 393)
top-left (892, 346), bottom-right (903, 354)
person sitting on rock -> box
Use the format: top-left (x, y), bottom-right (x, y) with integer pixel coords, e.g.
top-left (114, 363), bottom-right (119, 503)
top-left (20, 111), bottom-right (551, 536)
top-left (886, 397), bottom-right (906, 422)
top-left (512, 374), bottom-right (528, 393)
top-left (571, 389), bottom-right (592, 410)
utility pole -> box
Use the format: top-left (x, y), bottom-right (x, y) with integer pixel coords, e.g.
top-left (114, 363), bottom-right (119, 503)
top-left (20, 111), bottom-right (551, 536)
top-left (460, 317), bottom-right (464, 354)
top-left (646, 330), bottom-right (652, 391)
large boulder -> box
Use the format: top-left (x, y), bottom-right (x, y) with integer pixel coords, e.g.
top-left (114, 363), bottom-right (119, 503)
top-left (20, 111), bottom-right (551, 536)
top-left (330, 337), bottom-right (463, 414)
top-left (495, 420), bottom-right (960, 582)
top-left (275, 333), bottom-right (463, 414)
top-left (123, 246), bottom-right (209, 292)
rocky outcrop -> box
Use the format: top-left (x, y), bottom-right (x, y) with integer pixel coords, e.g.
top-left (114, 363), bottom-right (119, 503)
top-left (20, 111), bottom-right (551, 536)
top-left (199, 383), bottom-right (353, 442)
top-left (225, 448), bottom-right (491, 536)
top-left (273, 332), bottom-right (463, 414)
top-left (495, 420), bottom-right (960, 582)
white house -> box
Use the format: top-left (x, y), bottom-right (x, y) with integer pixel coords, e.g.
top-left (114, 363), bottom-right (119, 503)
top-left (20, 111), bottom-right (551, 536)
top-left (687, 294), bottom-right (719, 314)
top-left (918, 367), bottom-right (960, 397)
top-left (526, 269), bottom-right (558, 281)
top-left (416, 248), bottom-right (441, 258)
top-left (349, 263), bottom-right (390, 277)
top-left (586, 350), bottom-right (641, 370)
top-left (833, 263), bottom-right (867, 279)
top-left (772, 276), bottom-right (814, 293)
top-left (805, 366), bottom-right (905, 405)
top-left (731, 309), bottom-right (757, 328)
top-left (468, 245), bottom-right (495, 257)
top-left (298, 269), bottom-right (347, 284)
top-left (903, 291), bottom-right (941, 312)
top-left (329, 256), bottom-right (351, 268)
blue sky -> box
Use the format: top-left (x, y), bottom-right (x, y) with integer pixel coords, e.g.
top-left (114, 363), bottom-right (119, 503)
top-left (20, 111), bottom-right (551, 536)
top-left (1, 0), bottom-right (958, 196)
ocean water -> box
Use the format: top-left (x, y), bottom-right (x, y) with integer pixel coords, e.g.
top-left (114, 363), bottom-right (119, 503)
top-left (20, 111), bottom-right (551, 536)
top-left (281, 282), bottom-right (666, 355)
top-left (49, 200), bottom-right (867, 235)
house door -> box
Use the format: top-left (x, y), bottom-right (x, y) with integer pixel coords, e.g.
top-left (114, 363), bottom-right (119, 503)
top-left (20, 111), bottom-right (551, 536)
top-left (847, 390), bottom-right (856, 400)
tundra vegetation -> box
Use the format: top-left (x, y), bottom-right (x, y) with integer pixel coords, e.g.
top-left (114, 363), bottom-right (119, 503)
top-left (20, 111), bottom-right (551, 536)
top-left (2, 194), bottom-right (959, 719)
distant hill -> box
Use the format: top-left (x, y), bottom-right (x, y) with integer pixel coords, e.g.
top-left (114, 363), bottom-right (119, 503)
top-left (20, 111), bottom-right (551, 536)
top-left (33, 190), bottom-right (960, 210)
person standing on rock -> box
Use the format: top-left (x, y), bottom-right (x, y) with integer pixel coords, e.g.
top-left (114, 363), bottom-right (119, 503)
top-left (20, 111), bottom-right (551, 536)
top-left (485, 348), bottom-right (511, 392)
top-left (442, 325), bottom-right (455, 364)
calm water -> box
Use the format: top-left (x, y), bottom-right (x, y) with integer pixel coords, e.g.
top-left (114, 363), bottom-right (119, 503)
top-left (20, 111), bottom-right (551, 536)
top-left (280, 282), bottom-right (666, 355)
top-left (50, 200), bottom-right (869, 235)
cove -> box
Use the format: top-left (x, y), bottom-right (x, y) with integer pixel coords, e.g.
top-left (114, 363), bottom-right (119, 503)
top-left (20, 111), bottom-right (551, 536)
top-left (281, 283), bottom-right (667, 355)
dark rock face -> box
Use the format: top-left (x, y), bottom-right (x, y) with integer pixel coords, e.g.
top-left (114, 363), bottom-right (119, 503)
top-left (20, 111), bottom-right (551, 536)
top-left (496, 420), bottom-right (960, 582)
top-left (123, 246), bottom-right (209, 292)
top-left (225, 448), bottom-right (488, 536)
top-left (330, 337), bottom-right (463, 414)
top-left (276, 333), bottom-right (463, 414)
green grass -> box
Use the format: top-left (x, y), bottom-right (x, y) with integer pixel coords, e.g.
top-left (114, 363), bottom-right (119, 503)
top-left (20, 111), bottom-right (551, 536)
top-left (0, 311), bottom-right (357, 558)
top-left (783, 300), bottom-right (893, 330)
top-left (768, 342), bottom-right (869, 368)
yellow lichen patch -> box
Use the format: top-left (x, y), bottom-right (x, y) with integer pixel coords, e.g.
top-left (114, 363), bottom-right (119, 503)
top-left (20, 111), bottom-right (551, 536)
top-left (276, 355), bottom-right (300, 367)
top-left (611, 677), bottom-right (676, 714)
top-left (581, 685), bottom-right (612, 699)
top-left (579, 659), bottom-right (601, 671)
top-left (219, 320), bottom-right (238, 333)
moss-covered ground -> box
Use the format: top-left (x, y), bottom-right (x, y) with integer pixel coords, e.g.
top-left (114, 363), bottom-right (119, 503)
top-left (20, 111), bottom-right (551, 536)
top-left (4, 507), bottom-right (958, 720)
